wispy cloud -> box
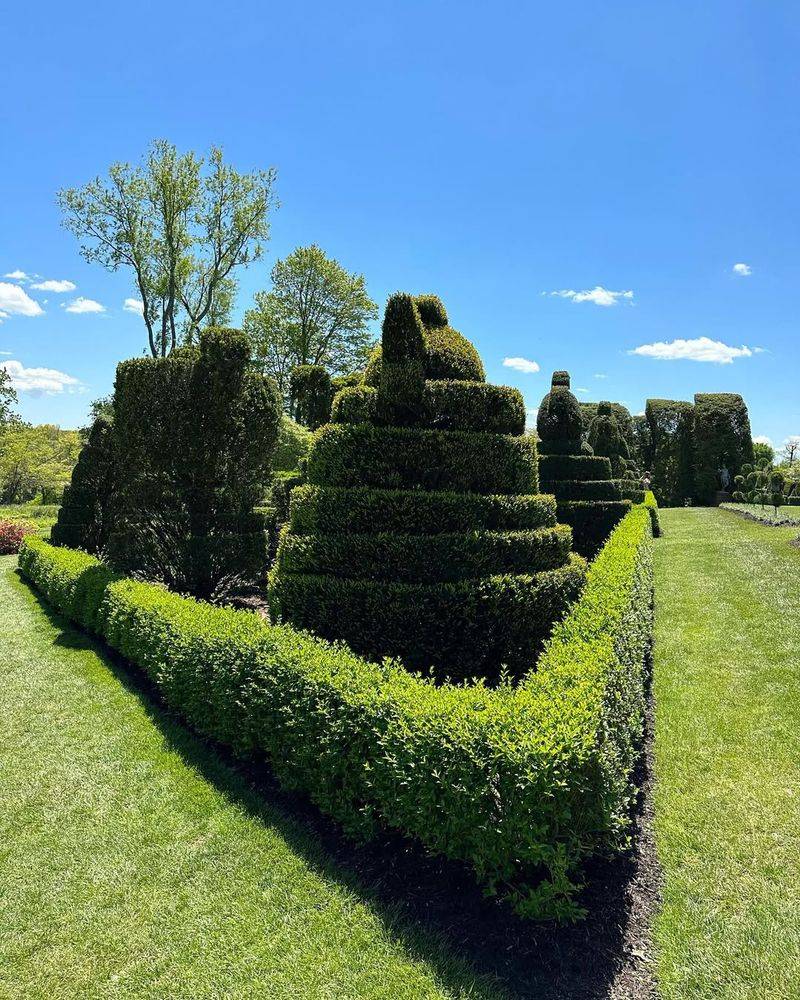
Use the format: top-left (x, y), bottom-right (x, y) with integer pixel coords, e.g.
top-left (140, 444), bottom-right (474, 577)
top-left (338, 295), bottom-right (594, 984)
top-left (30, 278), bottom-right (76, 293)
top-left (3, 269), bottom-right (30, 282)
top-left (575, 387), bottom-right (589, 394)
top-left (64, 296), bottom-right (105, 314)
top-left (503, 356), bottom-right (540, 374)
top-left (123, 297), bottom-right (144, 314)
top-left (593, 373), bottom-right (607, 379)
top-left (0, 281), bottom-right (44, 320)
top-left (630, 336), bottom-right (753, 364)
top-left (732, 262), bottom-right (752, 277)
top-left (546, 286), bottom-right (634, 307)
top-left (1, 359), bottom-right (80, 396)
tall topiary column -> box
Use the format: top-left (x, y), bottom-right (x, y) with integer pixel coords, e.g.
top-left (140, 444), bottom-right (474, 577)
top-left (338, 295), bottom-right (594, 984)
top-left (269, 293), bottom-right (586, 681)
top-left (645, 399), bottom-right (695, 505)
top-left (693, 392), bottom-right (754, 504)
top-left (51, 416), bottom-right (118, 554)
top-left (108, 327), bottom-right (282, 599)
top-left (537, 375), bottom-right (632, 558)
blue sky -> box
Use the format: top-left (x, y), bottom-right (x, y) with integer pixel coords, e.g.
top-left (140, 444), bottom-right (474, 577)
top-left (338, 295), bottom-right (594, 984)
top-left (2, 1), bottom-right (798, 451)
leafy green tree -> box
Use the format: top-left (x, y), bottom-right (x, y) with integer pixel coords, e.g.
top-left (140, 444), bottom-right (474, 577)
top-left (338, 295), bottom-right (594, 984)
top-left (0, 367), bottom-right (18, 427)
top-left (752, 440), bottom-right (775, 466)
top-left (243, 245), bottom-right (377, 404)
top-left (0, 424), bottom-right (82, 503)
top-left (58, 140), bottom-right (277, 356)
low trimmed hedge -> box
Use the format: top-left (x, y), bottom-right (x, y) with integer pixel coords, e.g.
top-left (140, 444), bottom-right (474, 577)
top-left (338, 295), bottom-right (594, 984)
top-left (543, 479), bottom-right (622, 501)
top-left (276, 525), bottom-right (572, 583)
top-left (330, 381), bottom-right (525, 434)
top-left (19, 502), bottom-right (653, 921)
top-left (643, 490), bottom-right (661, 537)
top-left (555, 500), bottom-right (633, 557)
top-left (289, 484), bottom-right (557, 535)
top-left (539, 453), bottom-right (613, 482)
top-left (307, 424), bottom-right (538, 494)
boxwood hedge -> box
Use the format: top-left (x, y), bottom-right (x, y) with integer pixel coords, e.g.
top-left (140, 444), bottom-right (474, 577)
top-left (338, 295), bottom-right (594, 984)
top-left (18, 501), bottom-right (653, 921)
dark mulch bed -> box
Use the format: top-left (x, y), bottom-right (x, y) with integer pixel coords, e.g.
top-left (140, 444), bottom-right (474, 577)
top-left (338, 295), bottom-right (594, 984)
top-left (30, 576), bottom-right (661, 1000)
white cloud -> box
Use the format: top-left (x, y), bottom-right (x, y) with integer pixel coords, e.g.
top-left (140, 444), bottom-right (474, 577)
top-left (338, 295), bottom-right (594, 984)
top-left (732, 262), bottom-right (752, 276)
top-left (547, 286), bottom-right (634, 307)
top-left (576, 387), bottom-right (589, 394)
top-left (525, 407), bottom-right (539, 428)
top-left (593, 373), bottom-right (607, 379)
top-left (1, 359), bottom-right (80, 396)
top-left (123, 297), bottom-right (144, 314)
top-left (30, 278), bottom-right (76, 293)
top-left (0, 281), bottom-right (44, 318)
top-left (629, 336), bottom-right (753, 364)
top-left (753, 435), bottom-right (773, 446)
top-left (503, 356), bottom-right (540, 374)
top-left (64, 296), bottom-right (105, 314)
top-left (4, 269), bottom-right (30, 282)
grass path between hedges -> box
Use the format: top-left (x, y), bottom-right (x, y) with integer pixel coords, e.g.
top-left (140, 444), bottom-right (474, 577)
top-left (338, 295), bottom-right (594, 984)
top-left (0, 555), bottom-right (501, 1000)
top-left (653, 508), bottom-right (800, 999)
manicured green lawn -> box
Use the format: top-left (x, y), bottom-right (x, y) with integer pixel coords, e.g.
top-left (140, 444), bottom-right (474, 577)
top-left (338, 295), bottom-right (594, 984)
top-left (653, 508), bottom-right (800, 999)
top-left (0, 555), bottom-right (499, 1000)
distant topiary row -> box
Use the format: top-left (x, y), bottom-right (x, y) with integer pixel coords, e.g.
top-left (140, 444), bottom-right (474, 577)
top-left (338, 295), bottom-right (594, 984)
top-left (537, 374), bottom-right (634, 558)
top-left (644, 393), bottom-right (753, 506)
top-left (270, 294), bottom-right (586, 680)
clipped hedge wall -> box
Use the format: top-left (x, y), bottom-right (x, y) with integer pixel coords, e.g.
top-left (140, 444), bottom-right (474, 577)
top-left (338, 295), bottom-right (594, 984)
top-left (289, 484), bottom-right (558, 535)
top-left (693, 392), bottom-right (754, 504)
top-left (19, 501), bottom-right (653, 920)
top-left (307, 423), bottom-right (538, 495)
top-left (645, 398), bottom-right (695, 506)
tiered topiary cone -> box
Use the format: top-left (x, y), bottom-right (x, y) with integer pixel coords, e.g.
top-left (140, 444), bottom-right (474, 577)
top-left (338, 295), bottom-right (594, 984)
top-left (587, 401), bottom-right (645, 504)
top-left (537, 374), bottom-right (632, 558)
top-left (268, 294), bottom-right (586, 681)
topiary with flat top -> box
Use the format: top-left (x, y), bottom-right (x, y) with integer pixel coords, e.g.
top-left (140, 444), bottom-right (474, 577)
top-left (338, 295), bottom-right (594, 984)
top-left (537, 375), bottom-right (632, 558)
top-left (269, 293), bottom-right (585, 680)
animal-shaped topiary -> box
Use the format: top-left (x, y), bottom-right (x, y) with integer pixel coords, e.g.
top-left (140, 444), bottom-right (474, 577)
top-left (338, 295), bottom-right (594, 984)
top-left (269, 294), bottom-right (586, 681)
top-left (537, 374), bottom-right (634, 558)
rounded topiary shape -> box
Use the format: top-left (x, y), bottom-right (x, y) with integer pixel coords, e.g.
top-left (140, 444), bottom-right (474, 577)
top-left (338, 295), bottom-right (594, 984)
top-left (537, 375), bottom-right (633, 558)
top-left (536, 371), bottom-right (584, 455)
top-left (270, 294), bottom-right (585, 681)
top-left (588, 401), bottom-right (631, 477)
top-left (363, 294), bottom-right (485, 389)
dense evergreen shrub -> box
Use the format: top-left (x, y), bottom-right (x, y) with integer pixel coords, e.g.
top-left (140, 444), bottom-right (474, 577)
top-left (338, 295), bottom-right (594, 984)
top-left (580, 401), bottom-right (637, 466)
top-left (273, 415), bottom-right (313, 471)
top-left (693, 393), bottom-right (754, 504)
top-left (51, 416), bottom-right (118, 554)
top-left (290, 364), bottom-right (333, 429)
top-left (108, 327), bottom-right (281, 598)
top-left (645, 399), bottom-right (695, 506)
top-left (19, 502), bottom-right (652, 920)
top-left (537, 374), bottom-right (631, 558)
top-left (587, 402), bottom-right (632, 477)
top-left (271, 293), bottom-right (584, 678)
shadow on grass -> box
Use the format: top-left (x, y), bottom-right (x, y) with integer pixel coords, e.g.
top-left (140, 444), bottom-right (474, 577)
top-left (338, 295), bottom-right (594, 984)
top-left (20, 570), bottom-right (658, 1000)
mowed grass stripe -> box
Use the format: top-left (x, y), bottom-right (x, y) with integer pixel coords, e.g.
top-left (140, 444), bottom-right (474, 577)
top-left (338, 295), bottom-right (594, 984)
top-left (653, 509), bottom-right (800, 999)
top-left (0, 556), bottom-right (498, 1000)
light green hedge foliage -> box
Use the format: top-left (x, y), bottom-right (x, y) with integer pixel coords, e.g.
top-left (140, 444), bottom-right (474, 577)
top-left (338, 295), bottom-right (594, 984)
top-left (19, 502), bottom-right (653, 921)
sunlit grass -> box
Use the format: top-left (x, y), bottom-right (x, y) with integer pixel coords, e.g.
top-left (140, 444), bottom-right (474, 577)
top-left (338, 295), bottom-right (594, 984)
top-left (653, 508), bottom-right (800, 999)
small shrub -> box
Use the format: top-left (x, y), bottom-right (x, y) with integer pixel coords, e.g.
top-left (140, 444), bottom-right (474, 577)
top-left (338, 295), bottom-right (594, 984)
top-left (0, 519), bottom-right (35, 554)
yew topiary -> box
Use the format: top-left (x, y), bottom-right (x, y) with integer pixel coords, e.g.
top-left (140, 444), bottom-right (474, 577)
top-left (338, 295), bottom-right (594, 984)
top-left (537, 375), bottom-right (632, 558)
top-left (269, 294), bottom-right (585, 680)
